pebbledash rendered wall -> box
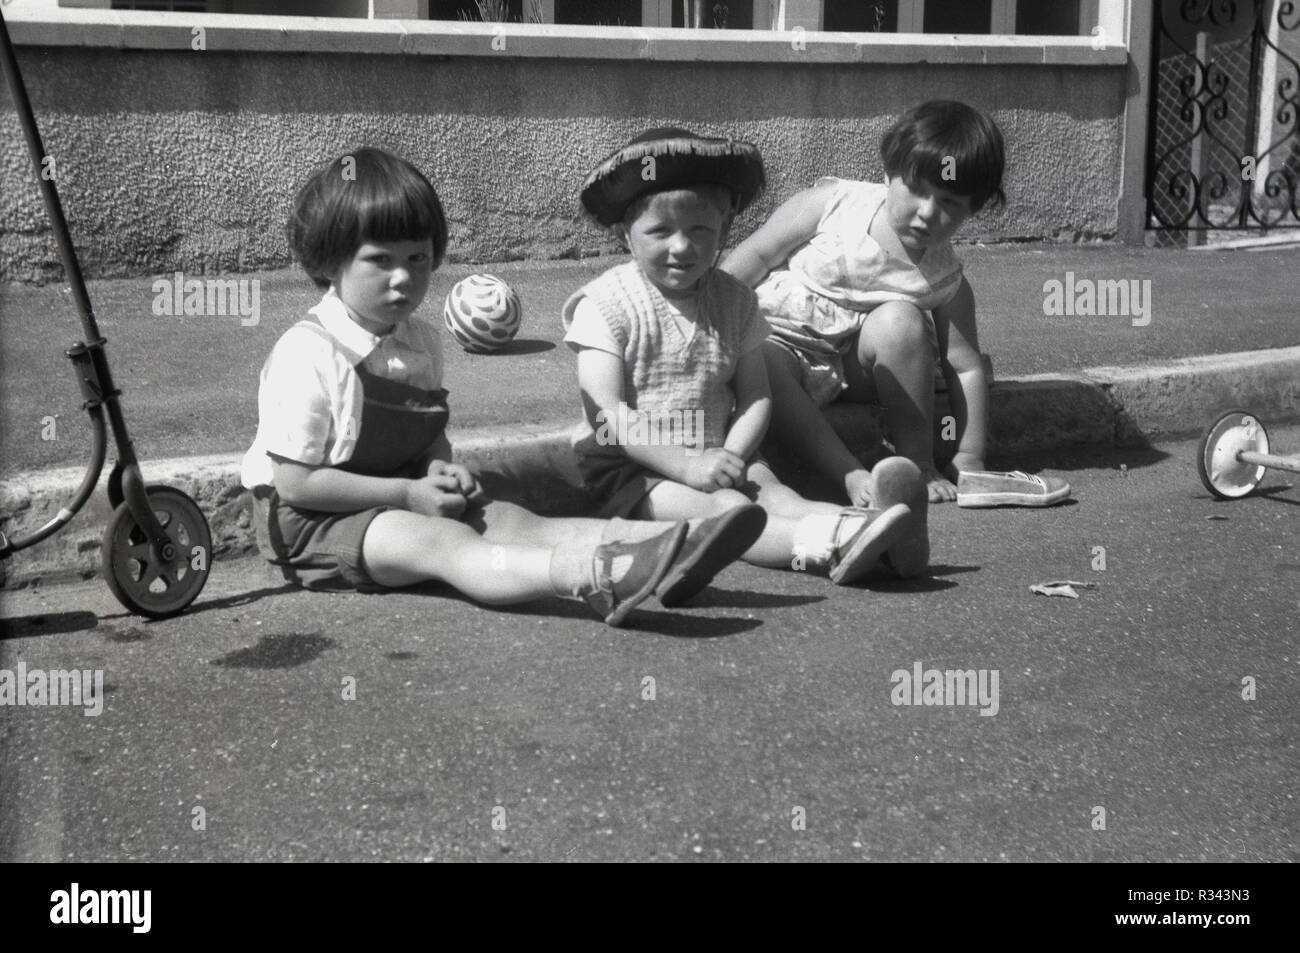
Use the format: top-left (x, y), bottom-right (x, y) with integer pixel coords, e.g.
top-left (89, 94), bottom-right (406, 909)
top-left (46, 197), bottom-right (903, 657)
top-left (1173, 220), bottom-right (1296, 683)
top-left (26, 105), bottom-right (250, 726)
top-left (0, 15), bottom-right (1132, 282)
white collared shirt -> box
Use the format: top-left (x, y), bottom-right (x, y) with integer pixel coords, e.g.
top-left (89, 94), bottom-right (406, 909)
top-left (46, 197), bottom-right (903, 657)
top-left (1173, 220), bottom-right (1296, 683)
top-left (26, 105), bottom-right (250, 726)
top-left (240, 289), bottom-right (444, 489)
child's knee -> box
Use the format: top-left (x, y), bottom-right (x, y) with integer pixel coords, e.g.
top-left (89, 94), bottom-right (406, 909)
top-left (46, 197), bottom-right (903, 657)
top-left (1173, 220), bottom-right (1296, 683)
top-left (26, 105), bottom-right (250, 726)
top-left (861, 301), bottom-right (930, 357)
top-left (473, 498), bottom-right (534, 538)
top-left (406, 512), bottom-right (477, 549)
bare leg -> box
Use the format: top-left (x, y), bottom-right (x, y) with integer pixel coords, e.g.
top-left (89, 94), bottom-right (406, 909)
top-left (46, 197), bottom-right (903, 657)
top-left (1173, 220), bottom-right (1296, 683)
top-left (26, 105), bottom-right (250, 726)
top-left (743, 461), bottom-right (845, 566)
top-left (745, 460), bottom-right (842, 518)
top-left (633, 466), bottom-right (852, 570)
top-left (471, 499), bottom-right (606, 549)
top-left (847, 301), bottom-right (952, 503)
top-left (631, 482), bottom-right (809, 568)
top-left (361, 510), bottom-right (556, 601)
top-left (763, 341), bottom-right (873, 506)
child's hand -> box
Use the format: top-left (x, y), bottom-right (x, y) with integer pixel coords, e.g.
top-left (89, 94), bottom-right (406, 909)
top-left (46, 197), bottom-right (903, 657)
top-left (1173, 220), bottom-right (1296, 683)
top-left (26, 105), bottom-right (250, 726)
top-left (428, 460), bottom-right (481, 498)
top-left (404, 474), bottom-right (469, 519)
top-left (683, 448), bottom-right (747, 492)
top-left (920, 462), bottom-right (958, 504)
top-left (845, 469), bottom-right (874, 507)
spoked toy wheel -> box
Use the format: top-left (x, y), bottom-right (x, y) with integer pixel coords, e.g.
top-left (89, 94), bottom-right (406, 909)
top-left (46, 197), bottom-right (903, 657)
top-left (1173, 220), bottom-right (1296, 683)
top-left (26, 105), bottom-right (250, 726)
top-left (102, 484), bottom-right (212, 618)
top-left (1197, 409), bottom-right (1270, 500)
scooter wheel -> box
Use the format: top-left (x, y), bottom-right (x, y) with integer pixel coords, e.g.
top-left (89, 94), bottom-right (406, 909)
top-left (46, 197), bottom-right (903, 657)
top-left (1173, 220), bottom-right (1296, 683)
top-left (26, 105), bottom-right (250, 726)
top-left (102, 485), bottom-right (212, 618)
top-left (1197, 409), bottom-right (1270, 500)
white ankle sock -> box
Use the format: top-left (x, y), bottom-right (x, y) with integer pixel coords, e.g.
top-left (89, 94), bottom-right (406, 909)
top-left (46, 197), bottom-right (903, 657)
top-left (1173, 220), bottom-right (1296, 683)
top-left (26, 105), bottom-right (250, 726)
top-left (791, 511), bottom-right (869, 567)
top-left (549, 541), bottom-right (598, 598)
top-left (550, 536), bottom-right (644, 598)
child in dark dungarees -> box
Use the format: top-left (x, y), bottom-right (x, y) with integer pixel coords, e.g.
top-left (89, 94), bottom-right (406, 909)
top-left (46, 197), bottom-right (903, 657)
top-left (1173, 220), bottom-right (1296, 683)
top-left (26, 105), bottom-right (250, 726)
top-left (240, 148), bottom-right (764, 626)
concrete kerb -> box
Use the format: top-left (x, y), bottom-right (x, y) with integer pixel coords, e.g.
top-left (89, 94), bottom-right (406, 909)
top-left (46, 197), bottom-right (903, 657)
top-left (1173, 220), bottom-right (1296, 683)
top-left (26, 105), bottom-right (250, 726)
top-left (2, 346), bottom-right (1297, 590)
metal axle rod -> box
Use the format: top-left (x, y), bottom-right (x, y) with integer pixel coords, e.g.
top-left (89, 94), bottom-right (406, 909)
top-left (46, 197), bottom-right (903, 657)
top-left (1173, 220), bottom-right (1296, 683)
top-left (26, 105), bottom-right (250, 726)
top-left (1237, 450), bottom-right (1300, 474)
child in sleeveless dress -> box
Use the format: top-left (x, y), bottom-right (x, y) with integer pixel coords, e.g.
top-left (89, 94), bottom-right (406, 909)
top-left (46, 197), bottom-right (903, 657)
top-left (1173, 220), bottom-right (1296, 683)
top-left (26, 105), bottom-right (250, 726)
top-left (724, 101), bottom-right (1070, 509)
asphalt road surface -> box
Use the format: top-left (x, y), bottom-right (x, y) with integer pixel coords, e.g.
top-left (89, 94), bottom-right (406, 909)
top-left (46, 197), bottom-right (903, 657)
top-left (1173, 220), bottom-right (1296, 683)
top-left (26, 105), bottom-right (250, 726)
top-left (1, 429), bottom-right (1296, 862)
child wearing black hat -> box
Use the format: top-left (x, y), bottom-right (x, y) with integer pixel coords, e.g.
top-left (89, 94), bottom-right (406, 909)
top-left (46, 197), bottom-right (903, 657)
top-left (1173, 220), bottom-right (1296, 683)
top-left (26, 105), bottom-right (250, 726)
top-left (564, 128), bottom-right (930, 591)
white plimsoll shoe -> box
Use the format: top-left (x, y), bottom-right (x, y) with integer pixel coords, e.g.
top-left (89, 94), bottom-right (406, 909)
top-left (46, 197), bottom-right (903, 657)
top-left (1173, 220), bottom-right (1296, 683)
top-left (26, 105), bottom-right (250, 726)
top-left (956, 470), bottom-right (1072, 508)
top-left (869, 456), bottom-right (929, 577)
top-left (828, 503), bottom-right (912, 585)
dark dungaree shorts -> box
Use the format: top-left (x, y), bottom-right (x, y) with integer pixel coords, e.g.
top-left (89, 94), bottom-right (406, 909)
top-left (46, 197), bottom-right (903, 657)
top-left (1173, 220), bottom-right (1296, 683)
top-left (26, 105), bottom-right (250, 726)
top-left (253, 319), bottom-right (450, 591)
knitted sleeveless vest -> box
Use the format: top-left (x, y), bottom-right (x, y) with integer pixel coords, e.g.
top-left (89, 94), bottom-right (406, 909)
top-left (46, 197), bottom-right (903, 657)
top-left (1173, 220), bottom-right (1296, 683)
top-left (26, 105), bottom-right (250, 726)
top-left (564, 262), bottom-right (756, 455)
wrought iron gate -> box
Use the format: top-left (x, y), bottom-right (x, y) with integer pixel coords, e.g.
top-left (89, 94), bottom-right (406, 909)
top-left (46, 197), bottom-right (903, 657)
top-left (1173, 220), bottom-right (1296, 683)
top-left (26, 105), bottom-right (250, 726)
top-left (1146, 0), bottom-right (1300, 234)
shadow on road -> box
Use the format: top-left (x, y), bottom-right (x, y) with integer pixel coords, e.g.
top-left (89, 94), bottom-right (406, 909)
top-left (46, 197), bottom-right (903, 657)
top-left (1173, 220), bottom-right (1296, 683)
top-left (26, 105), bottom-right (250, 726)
top-left (860, 563), bottom-right (974, 593)
top-left (484, 594), bottom-right (768, 637)
top-left (688, 588), bottom-right (825, 610)
top-left (626, 611), bottom-right (764, 639)
top-left (1193, 482), bottom-right (1299, 506)
top-left (0, 610), bottom-right (99, 641)
top-left (1256, 483), bottom-right (1300, 505)
top-left (992, 444), bottom-right (1171, 474)
top-left (395, 580), bottom-right (770, 636)
top-left (183, 583), bottom-right (303, 616)
top-left (90, 581), bottom-right (304, 628)
top-left (483, 337), bottom-right (556, 356)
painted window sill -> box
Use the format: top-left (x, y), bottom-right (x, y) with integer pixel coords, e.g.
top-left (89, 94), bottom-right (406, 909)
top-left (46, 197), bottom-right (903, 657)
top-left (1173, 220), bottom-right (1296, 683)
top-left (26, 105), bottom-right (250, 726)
top-left (7, 12), bottom-right (1129, 66)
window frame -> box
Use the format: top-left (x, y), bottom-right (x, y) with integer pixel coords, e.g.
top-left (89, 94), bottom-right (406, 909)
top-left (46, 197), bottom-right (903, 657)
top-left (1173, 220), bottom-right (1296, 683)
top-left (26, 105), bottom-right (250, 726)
top-left (45, 0), bottom-right (1131, 63)
top-left (64, 0), bottom-right (1114, 39)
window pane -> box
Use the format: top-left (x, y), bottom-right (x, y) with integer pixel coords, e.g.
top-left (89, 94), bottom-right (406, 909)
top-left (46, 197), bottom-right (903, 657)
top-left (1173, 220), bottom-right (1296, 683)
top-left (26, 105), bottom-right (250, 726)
top-left (112, 1), bottom-right (210, 9)
top-left (555, 0), bottom-right (642, 25)
top-left (923, 0), bottom-right (991, 34)
top-left (1016, 0), bottom-right (1081, 36)
top-left (823, 0), bottom-right (897, 33)
top-left (672, 2), bottom-right (753, 28)
top-left (430, 0), bottom-right (525, 20)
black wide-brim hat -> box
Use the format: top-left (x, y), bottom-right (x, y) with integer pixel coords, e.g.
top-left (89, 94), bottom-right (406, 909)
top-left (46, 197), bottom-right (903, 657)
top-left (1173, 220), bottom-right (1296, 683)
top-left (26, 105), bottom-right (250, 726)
top-left (579, 128), bottom-right (766, 226)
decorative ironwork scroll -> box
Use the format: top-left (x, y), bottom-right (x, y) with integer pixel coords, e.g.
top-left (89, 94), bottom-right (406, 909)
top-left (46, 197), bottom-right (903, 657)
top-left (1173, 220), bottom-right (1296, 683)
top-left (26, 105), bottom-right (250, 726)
top-left (1147, 0), bottom-right (1300, 230)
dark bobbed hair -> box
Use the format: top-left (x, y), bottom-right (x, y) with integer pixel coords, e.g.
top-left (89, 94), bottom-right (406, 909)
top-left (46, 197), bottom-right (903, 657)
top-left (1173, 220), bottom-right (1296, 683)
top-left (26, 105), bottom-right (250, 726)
top-left (286, 147), bottom-right (449, 289)
top-left (880, 101), bottom-right (1006, 213)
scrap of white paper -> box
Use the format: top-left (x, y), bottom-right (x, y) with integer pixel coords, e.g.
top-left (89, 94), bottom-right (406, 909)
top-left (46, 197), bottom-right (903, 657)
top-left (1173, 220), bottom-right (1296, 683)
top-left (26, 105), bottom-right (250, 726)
top-left (1030, 580), bottom-right (1100, 599)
